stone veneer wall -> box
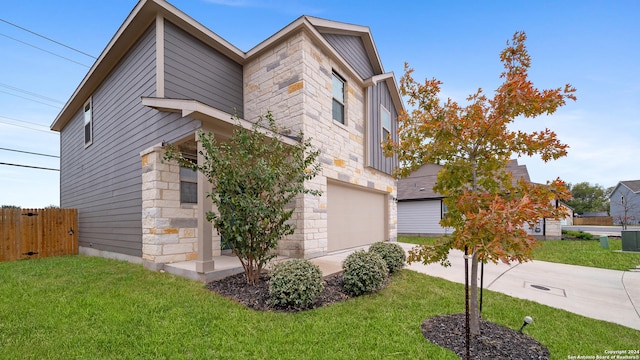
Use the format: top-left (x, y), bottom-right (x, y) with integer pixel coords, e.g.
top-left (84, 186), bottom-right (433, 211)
top-left (244, 30), bottom-right (397, 258)
top-left (140, 144), bottom-right (220, 268)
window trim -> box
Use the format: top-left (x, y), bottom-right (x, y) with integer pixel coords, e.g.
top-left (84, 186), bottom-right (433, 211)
top-left (441, 201), bottom-right (449, 220)
top-left (331, 71), bottom-right (346, 125)
top-left (380, 104), bottom-right (391, 141)
top-left (83, 98), bottom-right (93, 148)
top-left (180, 157), bottom-right (198, 204)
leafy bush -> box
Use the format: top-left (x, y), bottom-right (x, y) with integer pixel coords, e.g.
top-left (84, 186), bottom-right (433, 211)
top-left (368, 242), bottom-right (406, 273)
top-left (562, 229), bottom-right (595, 240)
top-left (268, 259), bottom-right (325, 309)
top-left (342, 250), bottom-right (388, 296)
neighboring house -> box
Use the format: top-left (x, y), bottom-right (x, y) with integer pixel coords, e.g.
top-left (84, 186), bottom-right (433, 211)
top-left (397, 160), bottom-right (564, 239)
top-left (50, 0), bottom-right (401, 278)
top-left (609, 180), bottom-right (640, 226)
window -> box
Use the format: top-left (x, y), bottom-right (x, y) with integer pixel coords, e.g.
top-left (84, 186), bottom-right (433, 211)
top-left (180, 159), bottom-right (197, 204)
top-left (332, 72), bottom-right (345, 124)
top-left (381, 105), bottom-right (391, 141)
top-left (441, 201), bottom-right (449, 219)
top-left (83, 98), bottom-right (93, 147)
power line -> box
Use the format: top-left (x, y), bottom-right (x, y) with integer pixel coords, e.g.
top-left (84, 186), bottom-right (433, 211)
top-left (0, 114), bottom-right (51, 128)
top-left (0, 33), bottom-right (90, 68)
top-left (0, 120), bottom-right (56, 134)
top-left (0, 115), bottom-right (56, 134)
top-left (0, 89), bottom-right (61, 108)
top-left (0, 147), bottom-right (59, 158)
top-left (0, 18), bottom-right (97, 59)
top-left (0, 162), bottom-right (59, 172)
top-left (0, 83), bottom-right (64, 104)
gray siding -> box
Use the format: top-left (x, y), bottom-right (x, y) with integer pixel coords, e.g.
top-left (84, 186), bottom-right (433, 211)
top-left (60, 24), bottom-right (200, 256)
top-left (323, 33), bottom-right (374, 80)
top-left (368, 81), bottom-right (398, 175)
top-left (164, 21), bottom-right (243, 117)
top-left (398, 200), bottom-right (451, 235)
top-left (610, 186), bottom-right (640, 225)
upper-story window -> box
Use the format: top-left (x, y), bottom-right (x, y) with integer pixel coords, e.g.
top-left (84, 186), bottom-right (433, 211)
top-left (332, 72), bottom-right (345, 124)
top-left (381, 105), bottom-right (391, 141)
top-left (83, 98), bottom-right (93, 147)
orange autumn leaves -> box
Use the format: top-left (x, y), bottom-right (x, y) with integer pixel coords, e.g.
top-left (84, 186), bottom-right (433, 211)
top-left (386, 31), bottom-right (576, 264)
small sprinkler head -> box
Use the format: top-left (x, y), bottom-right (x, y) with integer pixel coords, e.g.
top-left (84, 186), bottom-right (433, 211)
top-left (519, 316), bottom-right (534, 333)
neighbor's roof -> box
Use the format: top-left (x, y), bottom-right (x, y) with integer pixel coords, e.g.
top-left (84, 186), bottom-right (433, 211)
top-left (50, 0), bottom-right (402, 131)
top-left (610, 180), bottom-right (640, 198)
top-left (397, 159), bottom-right (532, 201)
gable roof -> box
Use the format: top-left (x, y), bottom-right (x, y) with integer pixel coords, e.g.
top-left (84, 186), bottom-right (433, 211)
top-left (50, 0), bottom-right (402, 132)
top-left (621, 180), bottom-right (640, 193)
top-left (397, 159), bottom-right (532, 201)
top-left (609, 180), bottom-right (640, 198)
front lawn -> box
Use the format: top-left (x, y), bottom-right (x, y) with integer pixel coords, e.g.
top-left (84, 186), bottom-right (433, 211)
top-left (533, 238), bottom-right (640, 271)
top-left (399, 236), bottom-right (640, 271)
top-left (0, 256), bottom-right (638, 359)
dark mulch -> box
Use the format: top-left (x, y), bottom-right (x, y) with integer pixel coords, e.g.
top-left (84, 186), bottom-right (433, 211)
top-left (421, 313), bottom-right (550, 360)
top-left (207, 272), bottom-right (549, 359)
top-left (205, 271), bottom-right (352, 312)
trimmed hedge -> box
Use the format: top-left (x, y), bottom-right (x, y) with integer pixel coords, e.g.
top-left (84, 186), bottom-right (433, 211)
top-left (268, 259), bottom-right (325, 309)
top-left (342, 250), bottom-right (388, 296)
top-left (368, 242), bottom-right (406, 273)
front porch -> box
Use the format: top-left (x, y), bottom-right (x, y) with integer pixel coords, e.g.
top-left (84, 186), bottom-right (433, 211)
top-left (162, 245), bottom-right (367, 282)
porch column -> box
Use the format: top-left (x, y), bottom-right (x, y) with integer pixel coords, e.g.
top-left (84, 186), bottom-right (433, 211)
top-left (196, 132), bottom-right (215, 273)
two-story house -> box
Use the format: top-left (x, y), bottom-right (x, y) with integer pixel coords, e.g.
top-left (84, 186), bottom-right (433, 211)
top-left (50, 0), bottom-right (401, 280)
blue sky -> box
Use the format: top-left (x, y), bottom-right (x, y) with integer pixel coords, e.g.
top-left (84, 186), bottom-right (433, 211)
top-left (1, 0), bottom-right (638, 207)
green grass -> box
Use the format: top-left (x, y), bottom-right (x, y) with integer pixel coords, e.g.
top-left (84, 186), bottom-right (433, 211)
top-left (533, 238), bottom-right (640, 271)
top-left (399, 236), bottom-right (640, 271)
top-left (1, 256), bottom-right (638, 359)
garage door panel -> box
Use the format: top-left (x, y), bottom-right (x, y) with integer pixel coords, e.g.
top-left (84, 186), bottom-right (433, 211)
top-left (327, 182), bottom-right (386, 252)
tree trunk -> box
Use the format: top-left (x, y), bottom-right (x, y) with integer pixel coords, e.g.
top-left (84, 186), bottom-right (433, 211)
top-left (469, 252), bottom-right (481, 335)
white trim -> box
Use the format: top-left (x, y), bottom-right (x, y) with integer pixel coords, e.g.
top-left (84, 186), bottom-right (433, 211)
top-left (140, 97), bottom-right (298, 146)
top-left (83, 97), bottom-right (93, 148)
top-left (380, 103), bottom-right (391, 140)
top-left (155, 14), bottom-right (165, 98)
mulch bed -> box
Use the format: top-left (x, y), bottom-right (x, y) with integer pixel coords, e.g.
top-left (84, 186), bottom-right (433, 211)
top-left (205, 272), bottom-right (352, 312)
top-left (206, 272), bottom-right (550, 359)
top-left (421, 313), bottom-right (550, 359)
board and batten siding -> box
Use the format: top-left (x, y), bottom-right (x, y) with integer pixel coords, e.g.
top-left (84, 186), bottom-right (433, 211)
top-left (322, 33), bottom-right (374, 80)
top-left (397, 200), bottom-right (450, 235)
top-left (368, 81), bottom-right (398, 175)
top-left (60, 23), bottom-right (200, 257)
top-left (164, 21), bottom-right (243, 117)
top-left (322, 32), bottom-right (397, 175)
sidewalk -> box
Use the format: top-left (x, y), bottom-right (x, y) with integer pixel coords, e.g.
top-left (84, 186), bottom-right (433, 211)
top-left (397, 243), bottom-right (640, 331)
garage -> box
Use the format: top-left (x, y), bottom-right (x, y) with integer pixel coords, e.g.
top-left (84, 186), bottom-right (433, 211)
top-left (327, 181), bottom-right (387, 252)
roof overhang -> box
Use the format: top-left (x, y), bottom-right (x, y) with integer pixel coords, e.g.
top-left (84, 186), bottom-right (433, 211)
top-left (51, 0), bottom-right (244, 132)
top-left (364, 72), bottom-right (404, 114)
top-left (141, 97), bottom-right (298, 146)
top-left (51, 0), bottom-right (403, 132)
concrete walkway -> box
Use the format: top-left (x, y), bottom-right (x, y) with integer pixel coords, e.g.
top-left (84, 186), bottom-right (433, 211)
top-left (396, 243), bottom-right (640, 331)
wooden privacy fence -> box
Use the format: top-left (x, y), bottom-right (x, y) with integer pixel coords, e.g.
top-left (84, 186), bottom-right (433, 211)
top-left (573, 216), bottom-right (613, 226)
top-left (0, 208), bottom-right (78, 262)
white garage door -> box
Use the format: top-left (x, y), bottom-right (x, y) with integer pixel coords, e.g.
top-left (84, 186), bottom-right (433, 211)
top-left (327, 182), bottom-right (387, 252)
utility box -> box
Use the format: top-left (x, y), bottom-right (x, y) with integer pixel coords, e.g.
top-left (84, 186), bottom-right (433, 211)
top-left (599, 235), bottom-right (609, 249)
top-left (621, 230), bottom-right (640, 252)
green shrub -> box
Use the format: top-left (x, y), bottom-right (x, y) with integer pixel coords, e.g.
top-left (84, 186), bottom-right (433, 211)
top-left (562, 229), bottom-right (595, 240)
top-left (342, 250), bottom-right (388, 296)
top-left (268, 259), bottom-right (325, 309)
top-left (368, 242), bottom-right (406, 273)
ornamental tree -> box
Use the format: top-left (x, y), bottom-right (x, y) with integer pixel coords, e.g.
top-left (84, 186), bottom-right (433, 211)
top-left (385, 31), bottom-right (575, 335)
top-left (164, 112), bottom-right (321, 285)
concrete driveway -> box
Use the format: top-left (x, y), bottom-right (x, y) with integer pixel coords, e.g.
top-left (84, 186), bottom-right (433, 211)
top-left (398, 243), bottom-right (640, 331)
